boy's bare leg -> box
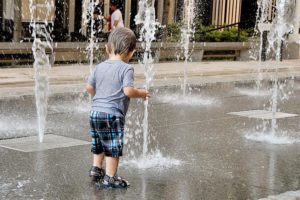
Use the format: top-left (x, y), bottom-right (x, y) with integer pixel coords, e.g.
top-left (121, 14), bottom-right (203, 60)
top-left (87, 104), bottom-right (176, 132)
top-left (93, 153), bottom-right (105, 168)
top-left (105, 157), bottom-right (119, 177)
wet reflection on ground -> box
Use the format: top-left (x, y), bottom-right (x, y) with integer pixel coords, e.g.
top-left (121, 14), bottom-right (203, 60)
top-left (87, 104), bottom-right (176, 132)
top-left (0, 81), bottom-right (300, 199)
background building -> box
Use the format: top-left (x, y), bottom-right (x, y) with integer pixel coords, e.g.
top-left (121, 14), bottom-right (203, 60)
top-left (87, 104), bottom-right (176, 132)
top-left (0, 0), bottom-right (299, 44)
top-left (0, 0), bottom-right (260, 41)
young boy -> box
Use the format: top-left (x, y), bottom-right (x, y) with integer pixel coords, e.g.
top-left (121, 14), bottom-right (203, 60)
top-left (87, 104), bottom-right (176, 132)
top-left (86, 27), bottom-right (150, 188)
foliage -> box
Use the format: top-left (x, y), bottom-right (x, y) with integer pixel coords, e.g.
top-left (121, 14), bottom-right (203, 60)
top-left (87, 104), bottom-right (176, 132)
top-left (201, 27), bottom-right (249, 42)
top-left (164, 22), bottom-right (182, 43)
top-left (164, 21), bottom-right (253, 43)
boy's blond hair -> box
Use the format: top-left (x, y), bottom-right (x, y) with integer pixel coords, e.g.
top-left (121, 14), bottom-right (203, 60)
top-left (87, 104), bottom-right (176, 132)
top-left (107, 27), bottom-right (136, 55)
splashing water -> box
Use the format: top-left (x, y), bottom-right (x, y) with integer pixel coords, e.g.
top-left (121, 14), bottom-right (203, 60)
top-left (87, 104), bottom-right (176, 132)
top-left (158, 93), bottom-right (217, 106)
top-left (255, 0), bottom-right (273, 89)
top-left (0, 118), bottom-right (37, 139)
top-left (249, 0), bottom-right (296, 142)
top-left (135, 0), bottom-right (159, 157)
top-left (259, 190), bottom-right (300, 200)
top-left (30, 0), bottom-right (54, 142)
top-left (266, 0), bottom-right (294, 136)
top-left (245, 131), bottom-right (300, 145)
top-left (122, 151), bottom-right (183, 169)
top-left (85, 0), bottom-right (96, 74)
top-left (236, 87), bottom-right (271, 97)
top-left (181, 0), bottom-right (195, 96)
top-left (81, 0), bottom-right (99, 106)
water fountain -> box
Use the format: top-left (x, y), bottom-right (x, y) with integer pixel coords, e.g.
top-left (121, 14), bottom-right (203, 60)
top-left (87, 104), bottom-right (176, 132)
top-left (135, 0), bottom-right (158, 157)
top-left (245, 0), bottom-right (298, 144)
top-left (29, 0), bottom-right (54, 143)
top-left (236, 0), bottom-right (272, 96)
top-left (180, 0), bottom-right (195, 96)
top-left (83, 0), bottom-right (97, 74)
top-left (256, 0), bottom-right (272, 88)
top-left (267, 0), bottom-right (295, 135)
top-left (117, 0), bottom-right (185, 169)
top-left (158, 0), bottom-right (217, 106)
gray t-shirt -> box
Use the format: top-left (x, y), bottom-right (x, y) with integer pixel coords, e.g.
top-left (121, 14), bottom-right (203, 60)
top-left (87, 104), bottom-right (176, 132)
top-left (87, 59), bottom-right (134, 117)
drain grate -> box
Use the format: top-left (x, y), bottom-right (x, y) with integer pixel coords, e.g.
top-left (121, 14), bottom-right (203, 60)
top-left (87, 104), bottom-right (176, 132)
top-left (0, 134), bottom-right (90, 152)
top-left (228, 110), bottom-right (298, 119)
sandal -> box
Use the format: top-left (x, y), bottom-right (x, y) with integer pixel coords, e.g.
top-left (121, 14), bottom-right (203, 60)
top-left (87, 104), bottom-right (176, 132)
top-left (89, 166), bottom-right (105, 181)
top-left (103, 174), bottom-right (130, 188)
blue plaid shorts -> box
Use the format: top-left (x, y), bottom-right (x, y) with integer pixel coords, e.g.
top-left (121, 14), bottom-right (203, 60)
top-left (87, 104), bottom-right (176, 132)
top-left (89, 111), bottom-right (125, 157)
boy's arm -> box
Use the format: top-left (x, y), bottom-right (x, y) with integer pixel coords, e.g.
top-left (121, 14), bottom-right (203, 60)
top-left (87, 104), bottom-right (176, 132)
top-left (86, 83), bottom-right (96, 97)
top-left (123, 86), bottom-right (150, 98)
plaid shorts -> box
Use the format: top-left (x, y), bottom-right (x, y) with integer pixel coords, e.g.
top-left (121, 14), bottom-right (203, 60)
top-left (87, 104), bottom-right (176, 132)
top-left (89, 111), bottom-right (125, 157)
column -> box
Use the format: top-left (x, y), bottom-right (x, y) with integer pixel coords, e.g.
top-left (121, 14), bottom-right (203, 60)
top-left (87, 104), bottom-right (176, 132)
top-left (220, 0), bottom-right (226, 25)
top-left (81, 0), bottom-right (89, 36)
top-left (124, 0), bottom-right (131, 27)
top-left (236, 0), bottom-right (242, 24)
top-left (104, 0), bottom-right (109, 17)
top-left (214, 0), bottom-right (219, 25)
top-left (287, 1), bottom-right (300, 59)
top-left (0, 0), bottom-right (3, 31)
top-left (167, 0), bottom-right (175, 25)
top-left (212, 0), bottom-right (216, 25)
top-left (68, 0), bottom-right (75, 33)
top-left (13, 0), bottom-right (22, 42)
top-left (225, 0), bottom-right (230, 24)
top-left (157, 0), bottom-right (164, 24)
top-left (162, 0), bottom-right (168, 25)
top-left (289, 0), bottom-right (300, 42)
top-left (4, 0), bottom-right (14, 20)
top-left (229, 0), bottom-right (234, 24)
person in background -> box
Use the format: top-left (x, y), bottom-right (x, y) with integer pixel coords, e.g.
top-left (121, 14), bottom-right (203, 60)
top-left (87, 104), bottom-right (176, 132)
top-left (110, 0), bottom-right (124, 30)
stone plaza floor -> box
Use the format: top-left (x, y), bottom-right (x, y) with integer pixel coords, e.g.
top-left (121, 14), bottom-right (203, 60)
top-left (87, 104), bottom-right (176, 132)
top-left (0, 60), bottom-right (300, 199)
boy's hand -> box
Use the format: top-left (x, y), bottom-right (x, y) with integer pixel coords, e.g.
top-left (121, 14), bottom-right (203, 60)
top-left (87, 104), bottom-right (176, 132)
top-left (86, 84), bottom-right (96, 97)
top-left (139, 89), bottom-right (150, 99)
top-left (123, 87), bottom-right (150, 99)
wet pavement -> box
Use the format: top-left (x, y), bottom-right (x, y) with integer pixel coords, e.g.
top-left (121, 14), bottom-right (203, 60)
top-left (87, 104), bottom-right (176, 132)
top-left (1, 60), bottom-right (300, 98)
top-left (1, 61), bottom-right (300, 199)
